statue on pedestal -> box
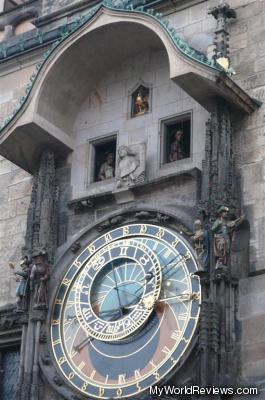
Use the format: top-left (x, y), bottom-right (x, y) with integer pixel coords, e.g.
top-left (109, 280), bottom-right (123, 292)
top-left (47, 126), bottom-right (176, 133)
top-left (192, 220), bottom-right (209, 271)
top-left (212, 205), bottom-right (244, 268)
top-left (30, 250), bottom-right (50, 310)
top-left (9, 256), bottom-right (30, 312)
top-left (116, 144), bottom-right (146, 189)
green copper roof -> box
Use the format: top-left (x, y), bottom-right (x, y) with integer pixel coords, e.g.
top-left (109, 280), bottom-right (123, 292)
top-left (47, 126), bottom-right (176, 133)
top-left (0, 0), bottom-right (222, 134)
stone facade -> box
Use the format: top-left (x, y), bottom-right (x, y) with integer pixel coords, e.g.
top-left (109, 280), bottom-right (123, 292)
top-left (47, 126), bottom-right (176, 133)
top-left (0, 0), bottom-right (265, 398)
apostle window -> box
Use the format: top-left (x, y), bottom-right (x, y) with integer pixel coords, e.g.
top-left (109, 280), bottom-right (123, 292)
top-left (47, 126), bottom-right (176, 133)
top-left (161, 114), bottom-right (191, 165)
top-left (91, 135), bottom-right (117, 183)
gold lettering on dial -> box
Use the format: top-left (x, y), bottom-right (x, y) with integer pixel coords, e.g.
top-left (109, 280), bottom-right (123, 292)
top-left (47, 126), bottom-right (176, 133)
top-left (90, 369), bottom-right (96, 379)
top-left (105, 233), bottom-right (112, 243)
top-left (134, 370), bottom-right (141, 379)
top-left (117, 388), bottom-right (123, 397)
top-left (153, 371), bottom-right (160, 380)
top-left (123, 226), bottom-right (129, 235)
top-left (120, 247), bottom-right (128, 256)
top-left (149, 359), bottom-right (156, 368)
top-left (68, 372), bottom-right (75, 380)
top-left (162, 346), bottom-right (170, 355)
top-left (99, 387), bottom-right (105, 397)
top-left (58, 356), bottom-right (66, 366)
top-left (118, 374), bottom-right (126, 384)
top-left (140, 224), bottom-right (147, 234)
top-left (156, 228), bottom-right (165, 238)
top-left (171, 330), bottom-right (181, 341)
top-left (172, 238), bottom-right (180, 247)
top-left (78, 361), bottom-right (86, 371)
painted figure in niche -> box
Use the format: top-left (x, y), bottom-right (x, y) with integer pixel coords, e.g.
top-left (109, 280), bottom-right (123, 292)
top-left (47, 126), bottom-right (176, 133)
top-left (116, 145), bottom-right (143, 188)
top-left (135, 92), bottom-right (149, 115)
top-left (9, 256), bottom-right (30, 312)
top-left (30, 249), bottom-right (50, 310)
top-left (132, 86), bottom-right (149, 117)
top-left (192, 220), bottom-right (209, 271)
top-left (169, 130), bottom-right (185, 162)
top-left (212, 205), bottom-right (244, 268)
top-left (98, 152), bottom-right (115, 181)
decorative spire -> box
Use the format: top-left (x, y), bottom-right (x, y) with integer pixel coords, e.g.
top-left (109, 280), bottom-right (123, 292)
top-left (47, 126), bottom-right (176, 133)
top-left (208, 2), bottom-right (236, 71)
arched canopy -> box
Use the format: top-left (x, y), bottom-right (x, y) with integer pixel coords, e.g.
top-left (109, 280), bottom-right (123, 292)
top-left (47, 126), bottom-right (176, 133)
top-left (0, 3), bottom-right (259, 173)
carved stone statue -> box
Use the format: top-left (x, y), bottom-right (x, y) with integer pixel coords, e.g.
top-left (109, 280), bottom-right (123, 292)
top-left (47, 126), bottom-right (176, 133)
top-left (9, 256), bottom-right (30, 312)
top-left (116, 144), bottom-right (146, 189)
top-left (98, 152), bottom-right (115, 181)
top-left (192, 220), bottom-right (209, 271)
top-left (212, 206), bottom-right (244, 268)
top-left (30, 250), bottom-right (50, 310)
top-left (169, 130), bottom-right (185, 162)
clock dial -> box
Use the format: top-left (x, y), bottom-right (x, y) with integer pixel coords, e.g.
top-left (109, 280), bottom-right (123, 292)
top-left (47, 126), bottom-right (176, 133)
top-left (51, 224), bottom-right (201, 399)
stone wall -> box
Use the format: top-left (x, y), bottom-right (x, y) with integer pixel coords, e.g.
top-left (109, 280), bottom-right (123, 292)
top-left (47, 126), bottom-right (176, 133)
top-left (0, 157), bottom-right (31, 307)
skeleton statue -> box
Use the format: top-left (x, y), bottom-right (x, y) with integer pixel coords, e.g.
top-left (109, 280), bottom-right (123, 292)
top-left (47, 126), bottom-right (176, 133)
top-left (192, 220), bottom-right (209, 271)
top-left (116, 145), bottom-right (145, 188)
top-left (30, 249), bottom-right (50, 310)
top-left (212, 205), bottom-right (244, 268)
top-left (9, 256), bottom-right (30, 312)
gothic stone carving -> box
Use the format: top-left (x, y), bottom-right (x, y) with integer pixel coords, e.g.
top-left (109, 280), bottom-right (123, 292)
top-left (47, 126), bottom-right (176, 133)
top-left (24, 149), bottom-right (59, 263)
top-left (116, 143), bottom-right (146, 189)
top-left (192, 220), bottom-right (209, 271)
top-left (9, 256), bottom-right (30, 312)
top-left (30, 249), bottom-right (50, 310)
top-left (212, 205), bottom-right (244, 269)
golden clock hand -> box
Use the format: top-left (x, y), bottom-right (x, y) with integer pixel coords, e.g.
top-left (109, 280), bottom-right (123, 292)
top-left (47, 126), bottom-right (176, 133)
top-left (111, 261), bottom-right (123, 318)
top-left (157, 292), bottom-right (200, 302)
top-left (74, 335), bottom-right (94, 352)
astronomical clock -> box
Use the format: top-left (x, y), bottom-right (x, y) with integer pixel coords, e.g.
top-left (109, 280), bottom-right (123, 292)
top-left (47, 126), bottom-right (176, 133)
top-left (50, 223), bottom-right (201, 399)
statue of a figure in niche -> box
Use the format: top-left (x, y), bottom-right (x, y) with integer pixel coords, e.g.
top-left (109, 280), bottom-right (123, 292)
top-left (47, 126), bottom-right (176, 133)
top-left (192, 220), bottom-right (209, 271)
top-left (30, 249), bottom-right (50, 310)
top-left (98, 152), bottom-right (115, 181)
top-left (169, 130), bottom-right (185, 162)
top-left (116, 144), bottom-right (146, 189)
top-left (132, 86), bottom-right (149, 117)
top-left (9, 256), bottom-right (30, 312)
top-left (135, 92), bottom-right (149, 115)
top-left (212, 205), bottom-right (244, 268)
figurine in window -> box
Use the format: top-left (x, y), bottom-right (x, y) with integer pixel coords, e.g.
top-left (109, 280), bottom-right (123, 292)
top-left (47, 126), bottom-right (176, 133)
top-left (169, 130), bottom-right (185, 162)
top-left (98, 152), bottom-right (115, 181)
top-left (135, 92), bottom-right (149, 116)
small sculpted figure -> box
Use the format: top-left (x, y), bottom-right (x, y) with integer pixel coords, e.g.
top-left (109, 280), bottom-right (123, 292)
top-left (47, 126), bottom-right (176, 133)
top-left (9, 256), bottom-right (30, 312)
top-left (169, 130), bottom-right (185, 162)
top-left (116, 145), bottom-right (141, 188)
top-left (192, 220), bottom-right (209, 271)
top-left (134, 92), bottom-right (149, 116)
top-left (212, 206), bottom-right (244, 268)
top-left (30, 250), bottom-right (50, 310)
top-left (98, 152), bottom-right (115, 181)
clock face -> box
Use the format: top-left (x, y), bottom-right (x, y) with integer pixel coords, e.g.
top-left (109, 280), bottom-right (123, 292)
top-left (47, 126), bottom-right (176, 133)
top-left (51, 223), bottom-right (201, 399)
